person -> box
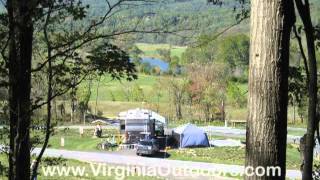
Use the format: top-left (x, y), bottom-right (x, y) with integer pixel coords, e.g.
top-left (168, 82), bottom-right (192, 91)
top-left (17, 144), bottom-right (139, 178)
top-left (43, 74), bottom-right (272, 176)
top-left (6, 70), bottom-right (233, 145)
top-left (95, 124), bottom-right (102, 138)
top-left (79, 126), bottom-right (84, 137)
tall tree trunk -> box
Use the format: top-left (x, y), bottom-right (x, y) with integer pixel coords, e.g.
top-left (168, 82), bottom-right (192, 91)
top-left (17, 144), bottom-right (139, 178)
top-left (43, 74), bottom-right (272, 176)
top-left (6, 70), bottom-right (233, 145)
top-left (95, 75), bottom-right (101, 117)
top-left (246, 0), bottom-right (295, 179)
top-left (70, 87), bottom-right (76, 123)
top-left (8, 0), bottom-right (34, 179)
top-left (295, 0), bottom-right (317, 179)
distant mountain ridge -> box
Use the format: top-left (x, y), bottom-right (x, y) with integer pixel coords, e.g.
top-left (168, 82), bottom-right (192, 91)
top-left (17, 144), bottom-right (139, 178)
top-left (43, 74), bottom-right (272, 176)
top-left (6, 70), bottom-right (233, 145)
top-left (82, 0), bottom-right (320, 45)
top-left (0, 0), bottom-right (319, 45)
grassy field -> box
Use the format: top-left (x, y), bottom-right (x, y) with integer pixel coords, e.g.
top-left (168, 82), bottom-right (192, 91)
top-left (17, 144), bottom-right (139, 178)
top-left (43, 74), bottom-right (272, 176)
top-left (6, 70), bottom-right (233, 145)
top-left (136, 43), bottom-right (187, 59)
top-left (71, 70), bottom-right (308, 128)
top-left (0, 154), bottom-right (160, 180)
top-left (80, 74), bottom-right (171, 103)
top-left (167, 145), bottom-right (304, 170)
top-left (76, 73), bottom-right (249, 119)
top-left (45, 129), bottom-right (120, 151)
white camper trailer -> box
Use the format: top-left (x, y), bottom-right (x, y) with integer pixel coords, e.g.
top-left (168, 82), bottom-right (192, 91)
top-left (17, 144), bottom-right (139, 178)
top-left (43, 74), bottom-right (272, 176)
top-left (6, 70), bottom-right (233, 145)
top-left (118, 108), bottom-right (166, 144)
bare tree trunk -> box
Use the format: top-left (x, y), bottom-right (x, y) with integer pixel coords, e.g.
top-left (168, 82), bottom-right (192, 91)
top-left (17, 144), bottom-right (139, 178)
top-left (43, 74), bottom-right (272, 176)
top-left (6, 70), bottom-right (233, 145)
top-left (70, 87), bottom-right (76, 123)
top-left (295, 0), bottom-right (317, 179)
top-left (175, 98), bottom-right (182, 120)
top-left (7, 0), bottom-right (35, 179)
top-left (246, 0), bottom-right (295, 179)
top-left (53, 94), bottom-right (58, 121)
top-left (293, 101), bottom-right (296, 124)
top-left (221, 100), bottom-right (225, 121)
top-left (95, 75), bottom-right (101, 117)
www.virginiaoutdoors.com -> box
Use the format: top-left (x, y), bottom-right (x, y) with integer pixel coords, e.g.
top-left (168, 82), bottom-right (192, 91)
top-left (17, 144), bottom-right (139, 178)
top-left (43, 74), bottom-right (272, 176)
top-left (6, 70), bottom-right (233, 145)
top-left (40, 163), bottom-right (282, 179)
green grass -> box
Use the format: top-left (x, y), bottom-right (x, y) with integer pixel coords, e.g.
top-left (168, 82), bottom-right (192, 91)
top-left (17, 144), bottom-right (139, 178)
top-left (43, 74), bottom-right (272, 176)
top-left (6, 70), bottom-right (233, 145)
top-left (168, 145), bottom-right (306, 170)
top-left (136, 43), bottom-right (186, 59)
top-left (80, 74), bottom-right (170, 103)
top-left (168, 147), bottom-right (245, 166)
top-left (0, 154), bottom-right (160, 180)
top-left (69, 71), bottom-right (306, 129)
top-left (287, 129), bottom-right (306, 137)
top-left (45, 129), bottom-right (120, 151)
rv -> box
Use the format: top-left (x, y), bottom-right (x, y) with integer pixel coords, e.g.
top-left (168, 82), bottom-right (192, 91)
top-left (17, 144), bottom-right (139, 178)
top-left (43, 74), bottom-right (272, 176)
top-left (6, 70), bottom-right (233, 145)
top-left (118, 108), bottom-right (166, 144)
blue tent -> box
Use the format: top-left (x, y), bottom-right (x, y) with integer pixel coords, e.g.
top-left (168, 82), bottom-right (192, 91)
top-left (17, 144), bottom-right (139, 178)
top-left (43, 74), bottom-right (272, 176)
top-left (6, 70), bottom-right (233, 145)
top-left (174, 124), bottom-right (210, 148)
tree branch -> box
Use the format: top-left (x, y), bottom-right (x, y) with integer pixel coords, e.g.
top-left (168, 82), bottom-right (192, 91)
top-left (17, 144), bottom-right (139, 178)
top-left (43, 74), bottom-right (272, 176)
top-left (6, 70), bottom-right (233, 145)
top-left (293, 25), bottom-right (309, 83)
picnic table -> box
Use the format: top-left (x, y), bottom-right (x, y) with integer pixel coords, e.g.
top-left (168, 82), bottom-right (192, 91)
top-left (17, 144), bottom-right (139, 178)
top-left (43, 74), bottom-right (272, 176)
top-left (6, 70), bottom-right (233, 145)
top-left (227, 119), bottom-right (246, 127)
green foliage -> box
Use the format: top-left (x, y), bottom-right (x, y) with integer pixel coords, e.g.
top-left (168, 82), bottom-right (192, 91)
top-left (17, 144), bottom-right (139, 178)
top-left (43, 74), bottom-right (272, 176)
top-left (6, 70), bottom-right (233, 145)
top-left (87, 43), bottom-right (137, 80)
top-left (227, 81), bottom-right (247, 108)
top-left (41, 157), bottom-right (67, 166)
top-left (156, 48), bottom-right (172, 62)
top-left (131, 83), bottom-right (145, 102)
top-left (182, 34), bottom-right (249, 81)
top-left (288, 67), bottom-right (306, 106)
top-left (139, 62), bottom-right (152, 74)
top-left (0, 154), bottom-right (8, 177)
top-left (216, 34), bottom-right (249, 71)
top-left (129, 45), bottom-right (143, 66)
top-left (80, 0), bottom-right (252, 45)
top-left (166, 77), bottom-right (190, 119)
top-left (186, 63), bottom-right (228, 121)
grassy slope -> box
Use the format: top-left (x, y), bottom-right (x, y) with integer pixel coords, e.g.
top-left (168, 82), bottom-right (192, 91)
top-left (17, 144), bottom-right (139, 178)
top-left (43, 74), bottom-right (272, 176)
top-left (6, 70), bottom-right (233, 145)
top-left (136, 43), bottom-right (187, 59)
top-left (82, 74), bottom-right (170, 102)
top-left (78, 73), bottom-right (248, 118)
top-left (77, 72), bottom-right (307, 127)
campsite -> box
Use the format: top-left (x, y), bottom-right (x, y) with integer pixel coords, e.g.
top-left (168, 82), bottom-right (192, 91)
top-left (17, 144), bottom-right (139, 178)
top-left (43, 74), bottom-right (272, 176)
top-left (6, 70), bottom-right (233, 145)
top-left (38, 108), bottom-right (306, 172)
top-left (1, 0), bottom-right (320, 179)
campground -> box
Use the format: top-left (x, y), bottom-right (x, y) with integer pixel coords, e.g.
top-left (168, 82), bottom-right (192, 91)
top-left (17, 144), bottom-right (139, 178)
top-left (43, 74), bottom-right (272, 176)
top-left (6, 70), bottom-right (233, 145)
top-left (41, 126), bottom-right (305, 170)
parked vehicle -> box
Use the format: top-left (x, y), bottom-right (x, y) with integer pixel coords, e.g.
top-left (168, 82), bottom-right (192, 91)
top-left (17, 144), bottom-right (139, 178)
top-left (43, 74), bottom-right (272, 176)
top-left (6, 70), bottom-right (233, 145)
top-left (136, 138), bottom-right (159, 156)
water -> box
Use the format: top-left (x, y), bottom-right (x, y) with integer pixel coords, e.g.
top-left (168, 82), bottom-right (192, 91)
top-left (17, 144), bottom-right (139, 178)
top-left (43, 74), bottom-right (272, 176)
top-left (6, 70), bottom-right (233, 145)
top-left (141, 57), bottom-right (169, 72)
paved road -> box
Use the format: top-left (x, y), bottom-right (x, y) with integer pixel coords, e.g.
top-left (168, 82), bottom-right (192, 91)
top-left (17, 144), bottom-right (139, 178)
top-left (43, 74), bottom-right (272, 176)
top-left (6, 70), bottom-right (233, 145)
top-left (32, 148), bottom-right (301, 179)
top-left (201, 126), bottom-right (302, 143)
top-left (55, 125), bottom-right (118, 129)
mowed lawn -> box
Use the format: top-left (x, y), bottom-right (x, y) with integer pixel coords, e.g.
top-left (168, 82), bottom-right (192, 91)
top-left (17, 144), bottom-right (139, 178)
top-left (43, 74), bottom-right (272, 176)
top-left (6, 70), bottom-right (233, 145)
top-left (38, 129), bottom-right (304, 170)
top-left (44, 129), bottom-right (120, 151)
top-left (167, 145), bottom-right (304, 170)
top-left (136, 43), bottom-right (187, 59)
top-left (0, 154), bottom-right (160, 180)
top-left (76, 73), bottom-right (251, 119)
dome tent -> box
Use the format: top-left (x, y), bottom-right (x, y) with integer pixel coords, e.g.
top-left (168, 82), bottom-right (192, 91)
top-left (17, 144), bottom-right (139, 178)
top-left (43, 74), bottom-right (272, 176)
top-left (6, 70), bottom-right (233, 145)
top-left (174, 124), bottom-right (210, 148)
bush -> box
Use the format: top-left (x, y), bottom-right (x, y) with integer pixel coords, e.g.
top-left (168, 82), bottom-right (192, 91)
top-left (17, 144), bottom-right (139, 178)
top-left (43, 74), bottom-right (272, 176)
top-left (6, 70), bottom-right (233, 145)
top-left (42, 157), bottom-right (67, 166)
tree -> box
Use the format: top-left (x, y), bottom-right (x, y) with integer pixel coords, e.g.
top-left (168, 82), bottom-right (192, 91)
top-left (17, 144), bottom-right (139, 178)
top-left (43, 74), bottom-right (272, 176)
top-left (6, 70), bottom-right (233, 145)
top-left (77, 79), bottom-right (93, 123)
top-left (1, 0), bottom-right (172, 179)
top-left (227, 81), bottom-right (247, 108)
top-left (246, 1), bottom-right (295, 180)
top-left (132, 83), bottom-right (145, 102)
top-left (288, 67), bottom-right (307, 123)
top-left (167, 78), bottom-right (189, 120)
top-left (129, 45), bottom-right (144, 66)
top-left (216, 34), bottom-right (249, 79)
top-left (187, 63), bottom-right (228, 122)
top-left (181, 34), bottom-right (249, 81)
top-left (294, 0), bottom-right (318, 179)
top-left (156, 48), bottom-right (172, 62)
top-left (7, 0), bottom-right (35, 178)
